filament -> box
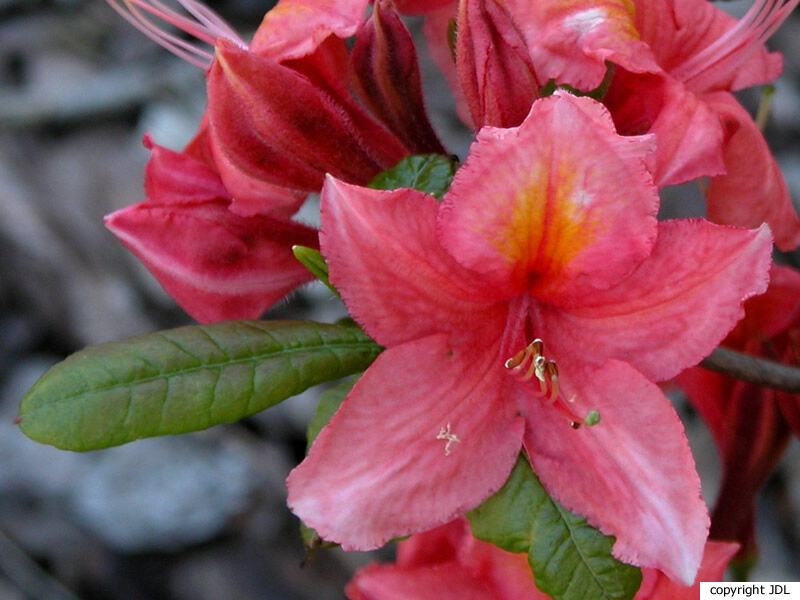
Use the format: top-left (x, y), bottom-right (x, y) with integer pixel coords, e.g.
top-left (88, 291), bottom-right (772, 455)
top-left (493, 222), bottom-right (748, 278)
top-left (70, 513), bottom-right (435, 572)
top-left (504, 338), bottom-right (596, 429)
top-left (106, 0), bottom-right (247, 69)
top-left (671, 0), bottom-right (798, 90)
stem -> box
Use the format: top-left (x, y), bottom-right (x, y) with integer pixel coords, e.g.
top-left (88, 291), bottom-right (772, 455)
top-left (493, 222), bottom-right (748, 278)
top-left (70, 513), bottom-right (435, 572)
top-left (700, 346), bottom-right (800, 393)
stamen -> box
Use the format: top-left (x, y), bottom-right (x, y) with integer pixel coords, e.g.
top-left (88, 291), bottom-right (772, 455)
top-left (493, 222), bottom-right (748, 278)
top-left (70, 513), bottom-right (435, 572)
top-left (505, 338), bottom-right (599, 430)
top-left (671, 0), bottom-right (799, 90)
top-left (436, 423), bottom-right (460, 456)
top-left (106, 0), bottom-right (247, 69)
top-left (545, 361), bottom-right (559, 403)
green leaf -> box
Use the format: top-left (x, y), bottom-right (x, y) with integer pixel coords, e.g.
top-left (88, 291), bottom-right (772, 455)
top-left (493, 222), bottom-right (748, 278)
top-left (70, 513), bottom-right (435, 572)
top-left (292, 245), bottom-right (340, 298)
top-left (368, 154), bottom-right (457, 199)
top-left (18, 320), bottom-right (382, 451)
top-left (468, 456), bottom-right (641, 600)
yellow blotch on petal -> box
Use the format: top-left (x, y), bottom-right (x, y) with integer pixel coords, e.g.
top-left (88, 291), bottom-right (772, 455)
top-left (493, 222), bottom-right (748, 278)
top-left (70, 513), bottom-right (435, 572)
top-left (485, 155), bottom-right (603, 286)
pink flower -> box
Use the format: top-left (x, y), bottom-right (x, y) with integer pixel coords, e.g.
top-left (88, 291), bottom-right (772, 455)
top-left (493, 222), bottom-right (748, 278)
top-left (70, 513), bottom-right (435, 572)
top-left (108, 0), bottom-right (443, 196)
top-left (105, 132), bottom-right (318, 323)
top-left (346, 518), bottom-right (739, 600)
top-left (677, 263), bottom-right (800, 562)
top-left (608, 0), bottom-right (800, 250)
top-left (287, 92), bottom-right (772, 583)
top-left (207, 0), bottom-right (445, 194)
top-left (105, 0), bottom-right (446, 320)
top-left (418, 0), bottom-right (800, 249)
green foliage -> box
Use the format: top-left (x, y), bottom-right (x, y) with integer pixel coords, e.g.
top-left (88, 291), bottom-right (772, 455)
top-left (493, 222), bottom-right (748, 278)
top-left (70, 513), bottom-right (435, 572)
top-left (18, 320), bottom-right (382, 451)
top-left (292, 245), bottom-right (340, 298)
top-left (369, 154), bottom-right (457, 199)
top-left (468, 456), bottom-right (642, 600)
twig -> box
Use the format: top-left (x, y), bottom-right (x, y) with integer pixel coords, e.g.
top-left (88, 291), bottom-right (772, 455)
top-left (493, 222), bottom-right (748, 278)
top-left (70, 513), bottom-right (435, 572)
top-left (700, 346), bottom-right (800, 394)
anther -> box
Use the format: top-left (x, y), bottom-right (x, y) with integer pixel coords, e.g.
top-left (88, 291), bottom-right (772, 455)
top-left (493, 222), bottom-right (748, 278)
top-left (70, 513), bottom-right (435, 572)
top-left (505, 337), bottom-right (600, 431)
top-left (436, 423), bottom-right (460, 456)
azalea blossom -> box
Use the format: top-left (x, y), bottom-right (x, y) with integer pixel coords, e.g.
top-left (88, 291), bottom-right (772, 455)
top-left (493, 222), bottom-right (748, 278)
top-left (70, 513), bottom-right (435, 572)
top-left (287, 92), bottom-right (772, 584)
top-left (107, 0), bottom-right (440, 196)
top-left (104, 0), bottom-right (447, 320)
top-left (677, 263), bottom-right (800, 562)
top-left (417, 0), bottom-right (800, 249)
top-left (104, 132), bottom-right (318, 323)
top-left (346, 517), bottom-right (739, 600)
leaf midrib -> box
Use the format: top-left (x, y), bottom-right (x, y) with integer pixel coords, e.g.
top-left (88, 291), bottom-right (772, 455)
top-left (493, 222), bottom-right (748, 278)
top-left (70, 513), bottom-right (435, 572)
top-left (25, 340), bottom-right (381, 410)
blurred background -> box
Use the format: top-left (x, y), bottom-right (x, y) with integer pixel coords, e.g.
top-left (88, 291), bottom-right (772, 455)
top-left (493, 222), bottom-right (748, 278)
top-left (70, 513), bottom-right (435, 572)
top-left (0, 1), bottom-right (798, 598)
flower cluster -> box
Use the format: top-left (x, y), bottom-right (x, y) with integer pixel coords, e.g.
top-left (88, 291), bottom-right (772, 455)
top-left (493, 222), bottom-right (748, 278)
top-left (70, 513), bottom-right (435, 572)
top-left (97, 0), bottom-right (800, 596)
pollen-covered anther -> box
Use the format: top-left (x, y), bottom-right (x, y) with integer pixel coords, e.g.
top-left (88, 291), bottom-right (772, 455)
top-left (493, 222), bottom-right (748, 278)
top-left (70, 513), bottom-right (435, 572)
top-left (505, 338), bottom-right (600, 430)
top-left (504, 338), bottom-right (556, 392)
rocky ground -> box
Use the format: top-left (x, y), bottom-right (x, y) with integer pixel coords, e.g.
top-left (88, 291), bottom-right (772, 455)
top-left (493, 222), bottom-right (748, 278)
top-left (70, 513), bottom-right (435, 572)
top-left (0, 1), bottom-right (798, 598)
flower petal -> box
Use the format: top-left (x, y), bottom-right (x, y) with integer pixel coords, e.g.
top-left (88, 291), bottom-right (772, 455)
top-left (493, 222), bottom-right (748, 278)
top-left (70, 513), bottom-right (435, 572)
top-left (725, 263), bottom-right (800, 348)
top-left (439, 92), bottom-right (658, 300)
top-left (208, 41), bottom-right (407, 192)
top-left (350, 2), bottom-right (446, 153)
top-left (634, 0), bottom-right (784, 93)
top-left (396, 519), bottom-right (465, 567)
top-left (505, 0), bottom-right (660, 90)
top-left (287, 334), bottom-right (525, 550)
top-left (321, 176), bottom-right (501, 347)
top-left (179, 121), bottom-right (306, 219)
top-left (393, 0), bottom-right (454, 15)
top-left (522, 358), bottom-right (708, 585)
top-left (704, 91), bottom-right (800, 251)
top-left (249, 0), bottom-right (370, 61)
top-left (142, 134), bottom-right (228, 205)
top-left (104, 201), bottom-right (318, 323)
top-left (637, 541), bottom-right (739, 599)
top-left (459, 524), bottom-right (552, 600)
top-left (540, 220), bottom-right (772, 382)
top-left (604, 71), bottom-right (726, 186)
top-left (346, 563), bottom-right (496, 600)
top-left (421, 3), bottom-right (475, 129)
top-left (456, 0), bottom-right (540, 128)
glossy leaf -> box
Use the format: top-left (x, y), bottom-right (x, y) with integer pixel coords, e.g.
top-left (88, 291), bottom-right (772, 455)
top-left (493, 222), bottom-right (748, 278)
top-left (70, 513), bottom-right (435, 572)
top-left (18, 320), bottom-right (382, 451)
top-left (468, 455), bottom-right (642, 600)
top-left (368, 154), bottom-right (457, 199)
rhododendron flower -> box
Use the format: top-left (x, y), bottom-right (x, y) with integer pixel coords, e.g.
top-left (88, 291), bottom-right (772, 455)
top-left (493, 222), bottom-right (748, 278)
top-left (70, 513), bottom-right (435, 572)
top-left (288, 92), bottom-right (772, 583)
top-left (105, 133), bottom-right (319, 323)
top-left (109, 0), bottom-right (443, 197)
top-left (418, 0), bottom-right (800, 249)
top-left (677, 263), bottom-right (800, 562)
top-left (207, 0), bottom-right (446, 194)
top-left (346, 518), bottom-right (739, 600)
top-left (105, 0), bottom-right (449, 321)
